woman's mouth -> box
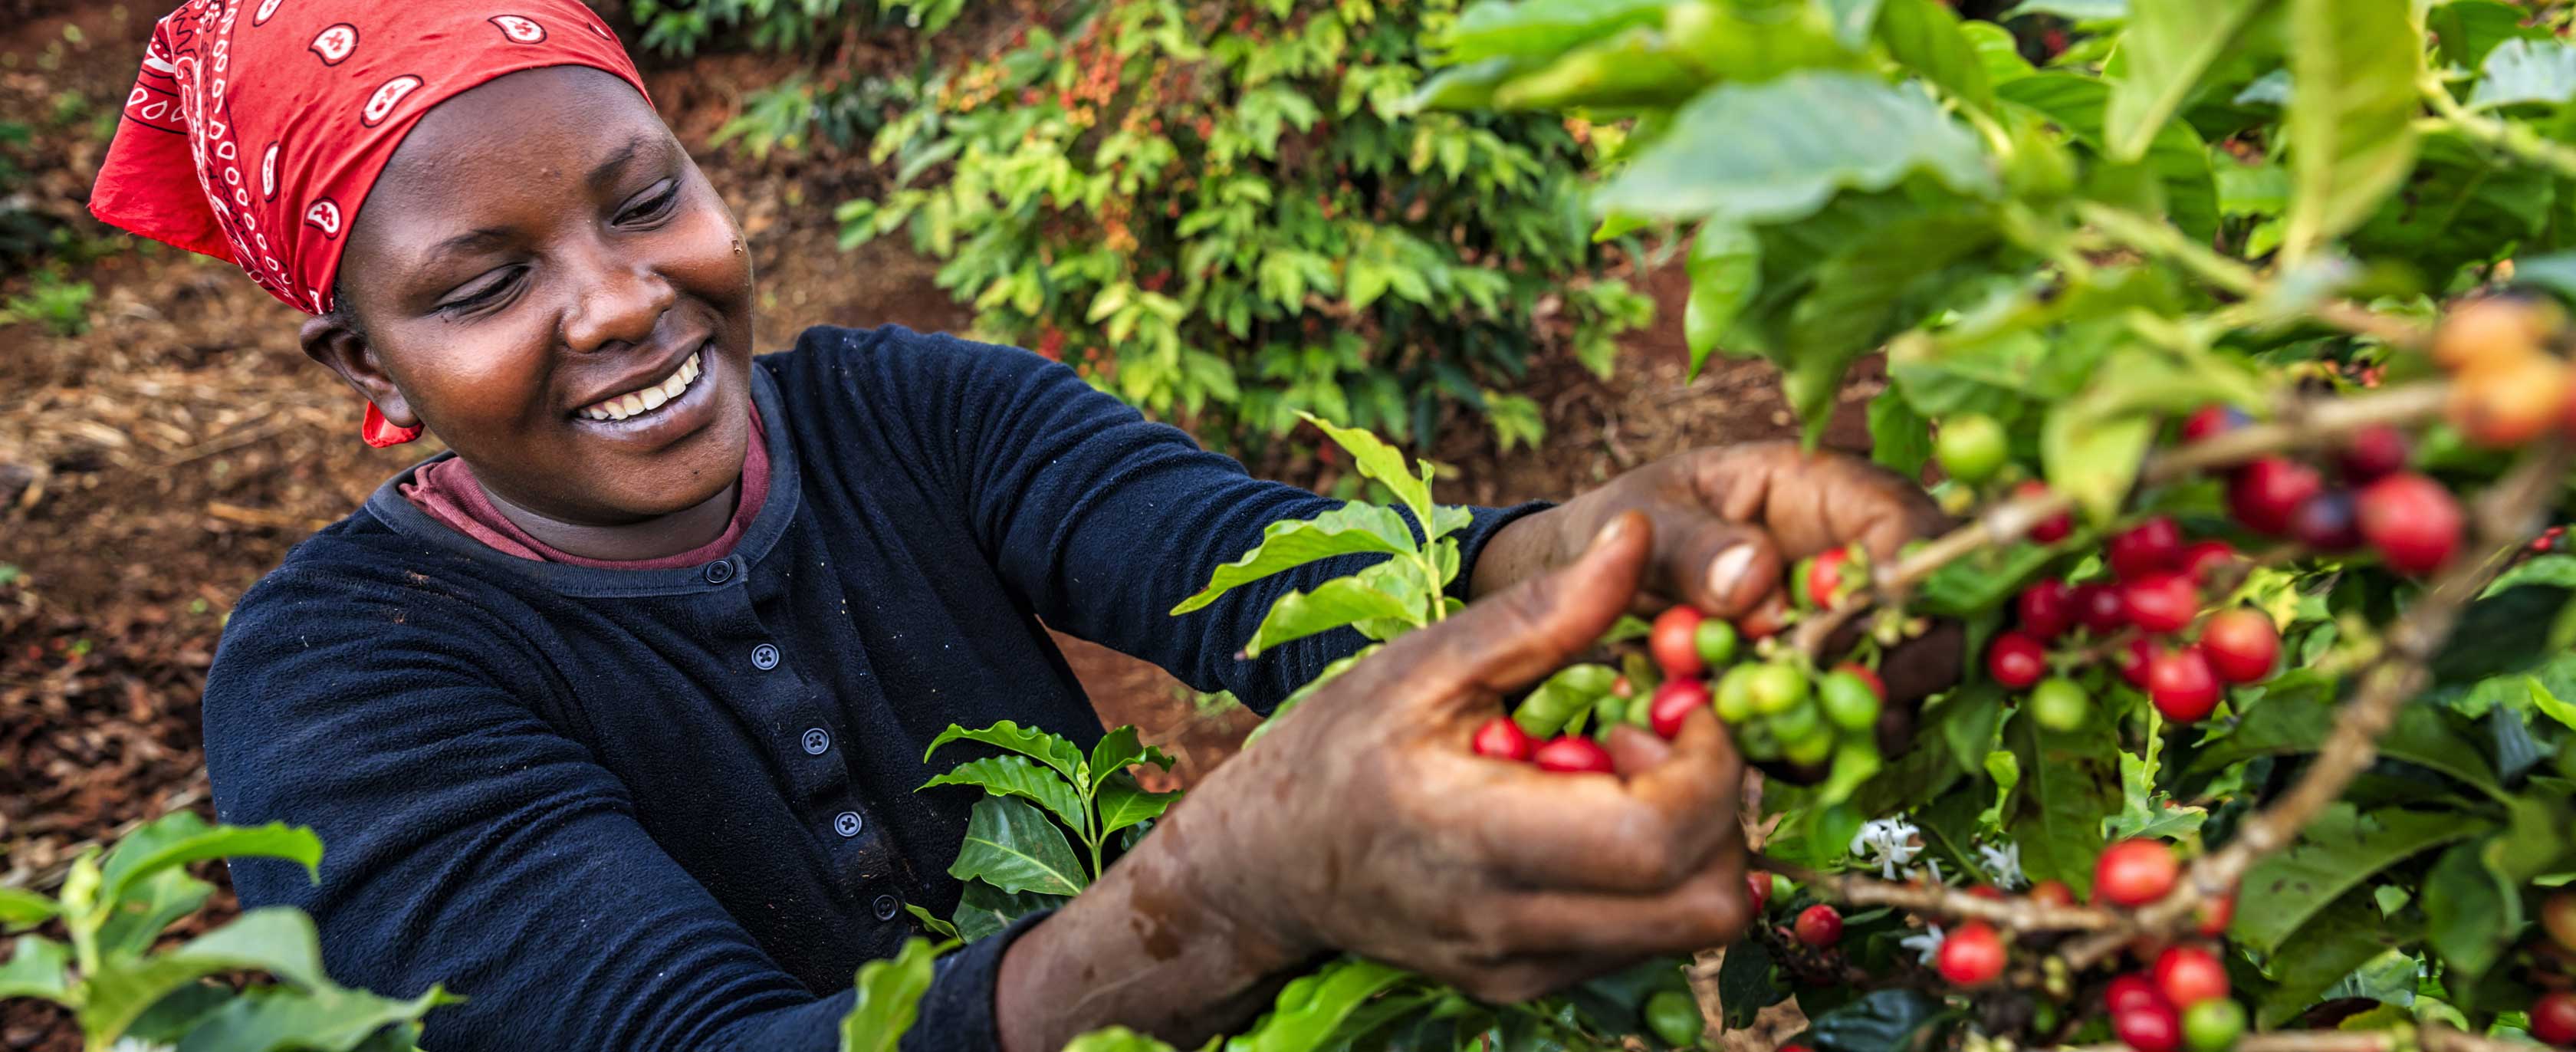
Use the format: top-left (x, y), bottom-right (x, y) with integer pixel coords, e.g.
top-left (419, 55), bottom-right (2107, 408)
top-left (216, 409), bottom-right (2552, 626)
top-left (577, 351), bottom-right (702, 422)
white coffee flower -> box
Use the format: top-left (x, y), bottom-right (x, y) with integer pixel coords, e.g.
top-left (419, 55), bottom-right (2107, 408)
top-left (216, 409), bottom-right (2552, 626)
top-left (1898, 923), bottom-right (1946, 965)
top-left (1849, 817), bottom-right (1924, 879)
top-left (1978, 840), bottom-right (2026, 889)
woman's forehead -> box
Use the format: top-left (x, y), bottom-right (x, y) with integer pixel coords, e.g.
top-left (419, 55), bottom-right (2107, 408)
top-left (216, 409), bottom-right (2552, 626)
top-left (356, 67), bottom-right (669, 255)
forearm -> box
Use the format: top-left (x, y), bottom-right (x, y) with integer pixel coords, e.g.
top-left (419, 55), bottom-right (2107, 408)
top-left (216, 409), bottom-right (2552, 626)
top-left (991, 807), bottom-right (1318, 1052)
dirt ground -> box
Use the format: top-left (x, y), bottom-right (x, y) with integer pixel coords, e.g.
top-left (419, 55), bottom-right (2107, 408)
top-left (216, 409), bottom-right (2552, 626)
top-left (0, 5), bottom-right (1871, 1045)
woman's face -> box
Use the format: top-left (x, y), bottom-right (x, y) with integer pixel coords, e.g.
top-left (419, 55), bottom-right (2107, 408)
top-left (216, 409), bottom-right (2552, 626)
top-left (311, 65), bottom-right (756, 526)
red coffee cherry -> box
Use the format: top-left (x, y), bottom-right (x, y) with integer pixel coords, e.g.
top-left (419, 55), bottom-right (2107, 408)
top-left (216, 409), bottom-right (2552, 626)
top-left (2122, 572), bottom-right (2200, 635)
top-left (2178, 541), bottom-right (2237, 587)
top-left (2288, 490), bottom-right (2364, 552)
top-left (2181, 404), bottom-right (2251, 444)
top-left (2075, 582), bottom-right (2129, 634)
top-left (1806, 545), bottom-right (1855, 609)
top-left (1649, 678), bottom-right (1712, 740)
top-left (1937, 921), bottom-right (2008, 987)
top-left (1471, 716), bottom-right (1533, 761)
top-left (1650, 605), bottom-right (1707, 678)
top-left (2358, 472), bottom-right (2464, 576)
top-left (2018, 481), bottom-right (2072, 542)
top-left (2338, 423), bottom-right (2410, 482)
top-left (2200, 609), bottom-right (2280, 685)
top-left (1533, 736), bottom-right (1615, 774)
top-left (2109, 517), bottom-right (2185, 580)
top-left (2532, 990), bottom-right (2576, 1046)
top-left (2153, 945), bottom-right (2231, 1008)
top-left (1795, 904), bottom-right (1844, 948)
top-left (1987, 632), bottom-right (2048, 689)
top-left (2019, 578), bottom-right (2075, 639)
top-left (2108, 973), bottom-right (2168, 1015)
top-left (2148, 645), bottom-right (2223, 722)
top-left (1746, 872), bottom-right (1773, 915)
top-left (2096, 839), bottom-right (2180, 907)
top-left (2121, 637), bottom-right (2160, 689)
top-left (2116, 1003), bottom-right (2185, 1052)
top-left (2195, 891), bottom-right (2236, 938)
top-left (2229, 457), bottom-right (2324, 536)
top-left (2029, 879), bottom-right (2076, 909)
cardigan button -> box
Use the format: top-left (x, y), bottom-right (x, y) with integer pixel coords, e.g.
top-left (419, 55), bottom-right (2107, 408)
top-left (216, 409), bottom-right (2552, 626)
top-left (801, 728), bottom-right (830, 755)
top-left (833, 811), bottom-right (864, 838)
top-left (751, 643), bottom-right (781, 671)
top-left (702, 559), bottom-right (735, 585)
top-left (872, 895), bottom-right (902, 922)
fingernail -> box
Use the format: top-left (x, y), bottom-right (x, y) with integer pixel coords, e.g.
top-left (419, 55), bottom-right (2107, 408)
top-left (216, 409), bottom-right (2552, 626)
top-left (1590, 514), bottom-right (1635, 552)
top-left (1707, 544), bottom-right (1756, 600)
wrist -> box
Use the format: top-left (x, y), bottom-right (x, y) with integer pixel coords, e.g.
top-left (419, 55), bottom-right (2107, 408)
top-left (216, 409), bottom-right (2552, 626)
top-left (1467, 506), bottom-right (1569, 600)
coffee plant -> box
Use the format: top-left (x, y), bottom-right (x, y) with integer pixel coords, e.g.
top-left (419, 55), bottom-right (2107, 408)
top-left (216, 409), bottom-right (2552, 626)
top-left (869, 2), bottom-right (2576, 1050)
top-left (836, 0), bottom-right (1651, 454)
top-left (0, 813), bottom-right (449, 1052)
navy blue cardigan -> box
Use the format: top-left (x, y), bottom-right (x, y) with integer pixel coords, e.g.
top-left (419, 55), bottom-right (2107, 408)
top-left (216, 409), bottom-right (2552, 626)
top-left (202, 325), bottom-right (1545, 1052)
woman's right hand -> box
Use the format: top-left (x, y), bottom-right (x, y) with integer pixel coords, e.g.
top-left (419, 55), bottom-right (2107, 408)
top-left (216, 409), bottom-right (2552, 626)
top-left (997, 512), bottom-right (1753, 1051)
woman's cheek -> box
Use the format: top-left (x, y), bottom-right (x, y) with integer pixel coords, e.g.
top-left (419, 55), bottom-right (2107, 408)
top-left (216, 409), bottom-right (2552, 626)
top-left (414, 326), bottom-right (560, 432)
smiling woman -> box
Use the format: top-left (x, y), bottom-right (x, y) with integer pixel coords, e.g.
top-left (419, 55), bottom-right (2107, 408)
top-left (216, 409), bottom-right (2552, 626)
top-left (78, 1), bottom-right (1955, 1050)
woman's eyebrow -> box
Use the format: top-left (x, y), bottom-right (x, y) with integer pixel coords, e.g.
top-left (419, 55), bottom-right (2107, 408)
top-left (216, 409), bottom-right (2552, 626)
top-left (586, 132), bottom-right (665, 194)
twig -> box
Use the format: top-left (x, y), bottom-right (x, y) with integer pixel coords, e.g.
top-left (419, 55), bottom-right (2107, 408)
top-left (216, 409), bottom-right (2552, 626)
top-left (2061, 440), bottom-right (2574, 970)
top-left (1790, 381), bottom-right (2453, 658)
top-left (2424, 74), bottom-right (2576, 182)
top-left (1757, 856), bottom-right (2121, 933)
top-left (2072, 204), bottom-right (2432, 350)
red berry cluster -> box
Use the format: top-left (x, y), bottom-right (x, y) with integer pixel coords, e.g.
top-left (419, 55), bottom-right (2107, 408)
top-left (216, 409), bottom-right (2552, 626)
top-left (2193, 407), bottom-right (2463, 577)
top-left (1990, 514), bottom-right (2281, 725)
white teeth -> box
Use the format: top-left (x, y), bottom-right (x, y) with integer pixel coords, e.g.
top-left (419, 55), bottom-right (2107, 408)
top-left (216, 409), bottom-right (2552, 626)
top-left (580, 350), bottom-right (704, 422)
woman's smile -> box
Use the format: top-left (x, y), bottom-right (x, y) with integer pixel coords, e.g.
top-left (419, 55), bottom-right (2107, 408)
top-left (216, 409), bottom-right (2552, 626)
top-left (568, 339), bottom-right (724, 452)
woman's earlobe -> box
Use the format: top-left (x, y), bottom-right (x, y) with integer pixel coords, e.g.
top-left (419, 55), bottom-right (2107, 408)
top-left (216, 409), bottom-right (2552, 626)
top-left (298, 313), bottom-right (423, 442)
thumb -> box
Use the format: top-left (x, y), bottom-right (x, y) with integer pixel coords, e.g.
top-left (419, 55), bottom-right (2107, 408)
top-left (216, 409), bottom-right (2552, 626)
top-left (1659, 517), bottom-right (1785, 619)
top-left (1410, 510), bottom-right (1654, 708)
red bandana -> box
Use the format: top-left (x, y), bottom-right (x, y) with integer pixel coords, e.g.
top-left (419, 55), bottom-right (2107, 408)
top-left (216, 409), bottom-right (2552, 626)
top-left (87, 0), bottom-right (655, 444)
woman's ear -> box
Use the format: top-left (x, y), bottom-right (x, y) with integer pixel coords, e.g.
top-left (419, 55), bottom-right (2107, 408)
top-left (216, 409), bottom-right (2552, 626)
top-left (298, 314), bottom-right (418, 429)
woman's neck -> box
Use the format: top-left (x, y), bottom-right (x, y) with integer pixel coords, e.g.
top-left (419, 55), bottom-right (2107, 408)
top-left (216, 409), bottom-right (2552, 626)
top-left (479, 476), bottom-right (741, 563)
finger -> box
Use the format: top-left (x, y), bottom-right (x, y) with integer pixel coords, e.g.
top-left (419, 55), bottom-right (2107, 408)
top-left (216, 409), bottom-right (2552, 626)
top-left (1690, 442), bottom-right (1950, 561)
top-left (1431, 953), bottom-right (1631, 1006)
top-left (1402, 510), bottom-right (1654, 710)
top-left (1454, 707), bottom-right (1743, 893)
top-left (1605, 724), bottom-right (1673, 775)
top-left (1470, 849), bottom-right (1754, 960)
top-left (1652, 514), bottom-right (1783, 619)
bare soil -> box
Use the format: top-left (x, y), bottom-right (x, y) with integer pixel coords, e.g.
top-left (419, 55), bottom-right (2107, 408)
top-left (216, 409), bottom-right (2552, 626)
top-left (0, 6), bottom-right (1869, 1045)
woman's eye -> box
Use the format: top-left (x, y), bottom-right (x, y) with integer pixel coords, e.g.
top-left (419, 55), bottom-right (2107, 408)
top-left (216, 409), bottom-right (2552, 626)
top-left (619, 180), bottom-right (681, 225)
top-left (439, 267), bottom-right (523, 314)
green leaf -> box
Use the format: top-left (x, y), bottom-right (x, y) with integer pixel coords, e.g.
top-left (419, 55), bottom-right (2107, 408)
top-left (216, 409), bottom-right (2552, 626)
top-left (1914, 542), bottom-right (2059, 617)
top-left (1427, 505), bottom-right (1474, 544)
top-left (2254, 889), bottom-right (2412, 1027)
top-left (2104, 0), bottom-right (2279, 161)
top-left (2003, 0), bottom-right (2126, 17)
top-left (952, 880), bottom-right (1063, 942)
top-left (0, 887), bottom-right (56, 931)
top-left (97, 866), bottom-right (216, 959)
top-left (1684, 221), bottom-right (1762, 379)
top-left (2423, 839), bottom-right (2519, 982)
top-left (78, 908), bottom-right (340, 1040)
top-left (2005, 708), bottom-right (2120, 896)
top-left (1085, 725), bottom-right (1174, 794)
top-left (1875, 0), bottom-right (1992, 111)
top-left (2487, 554), bottom-right (2576, 595)
top-left (1096, 777), bottom-right (1180, 839)
top-left (2191, 679), bottom-right (2504, 798)
top-left (1066, 1027), bottom-right (1184, 1052)
top-left (1806, 988), bottom-right (1951, 1052)
top-left (922, 756), bottom-right (1090, 837)
top-left (2041, 405), bottom-right (2155, 524)
top-left (2280, 0), bottom-right (2421, 262)
top-left (0, 934), bottom-right (70, 1002)
top-left (1438, 0), bottom-right (1667, 64)
top-left (2431, 582), bottom-right (2576, 685)
top-left (947, 797), bottom-right (1090, 896)
top-left (1822, 0), bottom-right (1890, 51)
top-left (1935, 682), bottom-right (2010, 777)
top-left (1491, 26), bottom-right (1706, 111)
top-left (1299, 414), bottom-right (1434, 529)
top-left (1223, 957), bottom-right (1414, 1052)
top-left (1867, 387), bottom-right (1933, 479)
top-left (99, 813), bottom-right (323, 907)
top-left (1247, 576), bottom-right (1422, 656)
top-left (902, 903), bottom-right (959, 939)
top-left (176, 984), bottom-right (456, 1052)
top-left (2431, 2), bottom-right (2548, 71)
top-left (1171, 503), bottom-right (1418, 616)
top-left (922, 721), bottom-right (1089, 785)
top-left (2470, 38), bottom-right (2576, 109)
top-left (840, 937), bottom-right (948, 1052)
top-left (1717, 939), bottom-right (1786, 1028)
top-left (2235, 804), bottom-right (2489, 954)
top-left (1962, 21), bottom-right (2036, 86)
top-left (1998, 74), bottom-right (2220, 239)
top-left (1595, 71), bottom-right (1997, 224)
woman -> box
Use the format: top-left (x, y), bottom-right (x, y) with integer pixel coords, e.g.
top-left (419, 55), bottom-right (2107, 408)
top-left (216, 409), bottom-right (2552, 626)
top-left (87, 2), bottom-right (1953, 1049)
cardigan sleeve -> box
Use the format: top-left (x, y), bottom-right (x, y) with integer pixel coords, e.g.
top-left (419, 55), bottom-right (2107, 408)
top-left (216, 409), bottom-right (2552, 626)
top-left (811, 325), bottom-right (1549, 713)
top-left (200, 568), bottom-right (1023, 1052)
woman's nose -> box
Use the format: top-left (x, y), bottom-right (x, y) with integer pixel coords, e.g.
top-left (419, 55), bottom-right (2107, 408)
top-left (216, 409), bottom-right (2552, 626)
top-left (561, 244), bottom-right (678, 353)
